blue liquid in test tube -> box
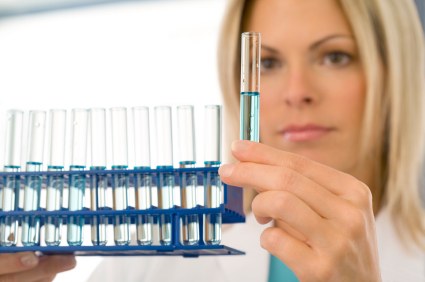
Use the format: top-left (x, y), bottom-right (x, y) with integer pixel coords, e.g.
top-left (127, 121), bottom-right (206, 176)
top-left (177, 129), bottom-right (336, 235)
top-left (203, 105), bottom-right (222, 245)
top-left (240, 32), bottom-right (261, 142)
top-left (67, 109), bottom-right (89, 246)
top-left (177, 105), bottom-right (199, 245)
top-left (110, 107), bottom-right (130, 246)
top-left (22, 111), bottom-right (46, 246)
top-left (133, 107), bottom-right (153, 246)
top-left (155, 106), bottom-right (174, 246)
top-left (0, 110), bottom-right (23, 246)
top-left (90, 108), bottom-right (108, 246)
top-left (45, 109), bottom-right (67, 246)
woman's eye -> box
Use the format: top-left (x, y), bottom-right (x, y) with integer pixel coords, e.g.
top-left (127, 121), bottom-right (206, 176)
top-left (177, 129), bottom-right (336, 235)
top-left (322, 52), bottom-right (352, 66)
top-left (261, 57), bottom-right (281, 72)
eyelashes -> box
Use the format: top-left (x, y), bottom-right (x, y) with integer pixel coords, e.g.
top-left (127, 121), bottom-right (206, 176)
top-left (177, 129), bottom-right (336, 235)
top-left (321, 51), bottom-right (353, 67)
top-left (261, 57), bottom-right (282, 73)
top-left (260, 50), bottom-right (354, 74)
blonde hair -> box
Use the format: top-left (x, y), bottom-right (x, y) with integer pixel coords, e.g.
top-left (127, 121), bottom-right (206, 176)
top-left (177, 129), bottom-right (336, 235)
top-left (218, 0), bottom-right (425, 248)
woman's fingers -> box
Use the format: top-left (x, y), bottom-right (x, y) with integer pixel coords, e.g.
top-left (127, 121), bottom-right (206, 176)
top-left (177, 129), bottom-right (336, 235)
top-left (220, 161), bottom-right (349, 219)
top-left (252, 190), bottom-right (334, 246)
top-left (10, 255), bottom-right (76, 282)
top-left (0, 252), bottom-right (39, 275)
top-left (229, 140), bottom-right (368, 200)
top-left (260, 226), bottom-right (315, 276)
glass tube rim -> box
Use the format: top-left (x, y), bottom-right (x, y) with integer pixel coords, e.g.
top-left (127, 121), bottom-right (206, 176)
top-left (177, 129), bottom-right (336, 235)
top-left (177, 105), bottom-right (194, 110)
top-left (132, 106), bottom-right (149, 111)
top-left (90, 107), bottom-right (106, 112)
top-left (49, 108), bottom-right (66, 113)
top-left (110, 106), bottom-right (127, 111)
top-left (242, 31), bottom-right (261, 37)
top-left (154, 105), bottom-right (172, 110)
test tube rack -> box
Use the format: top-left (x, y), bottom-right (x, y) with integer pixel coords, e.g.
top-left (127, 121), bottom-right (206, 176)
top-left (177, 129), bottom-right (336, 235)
top-left (0, 166), bottom-right (245, 257)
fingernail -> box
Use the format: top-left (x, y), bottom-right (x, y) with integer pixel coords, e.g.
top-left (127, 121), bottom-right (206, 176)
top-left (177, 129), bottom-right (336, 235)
top-left (231, 140), bottom-right (249, 152)
top-left (21, 253), bottom-right (39, 267)
top-left (219, 164), bottom-right (234, 177)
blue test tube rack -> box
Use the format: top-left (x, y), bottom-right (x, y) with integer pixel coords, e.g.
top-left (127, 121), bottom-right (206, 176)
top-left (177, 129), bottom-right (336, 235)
top-left (0, 166), bottom-right (245, 257)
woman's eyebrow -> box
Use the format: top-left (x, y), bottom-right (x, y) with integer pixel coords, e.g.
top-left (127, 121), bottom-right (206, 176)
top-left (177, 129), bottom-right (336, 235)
top-left (310, 34), bottom-right (355, 50)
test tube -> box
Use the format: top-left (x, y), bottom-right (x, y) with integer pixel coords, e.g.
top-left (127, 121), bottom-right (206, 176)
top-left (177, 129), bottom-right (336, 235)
top-left (177, 105), bottom-right (199, 245)
top-left (110, 107), bottom-right (130, 246)
top-left (0, 110), bottom-right (23, 246)
top-left (45, 109), bottom-right (67, 246)
top-left (133, 107), bottom-right (153, 246)
top-left (67, 109), bottom-right (88, 246)
top-left (22, 110), bottom-right (46, 246)
top-left (203, 105), bottom-right (222, 245)
top-left (90, 108), bottom-right (108, 246)
top-left (155, 106), bottom-right (174, 246)
top-left (240, 32), bottom-right (261, 142)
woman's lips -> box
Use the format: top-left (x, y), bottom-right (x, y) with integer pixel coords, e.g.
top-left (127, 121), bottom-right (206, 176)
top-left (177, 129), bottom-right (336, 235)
top-left (280, 125), bottom-right (334, 142)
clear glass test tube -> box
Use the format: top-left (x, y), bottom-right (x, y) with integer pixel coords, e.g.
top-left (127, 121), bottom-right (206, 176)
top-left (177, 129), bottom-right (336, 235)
top-left (110, 107), bottom-right (130, 246)
top-left (203, 105), bottom-right (222, 245)
top-left (22, 110), bottom-right (46, 246)
top-left (90, 108), bottom-right (108, 246)
top-left (133, 107), bottom-right (153, 246)
top-left (155, 106), bottom-right (174, 246)
top-left (0, 110), bottom-right (23, 246)
top-left (240, 32), bottom-right (261, 142)
top-left (177, 105), bottom-right (199, 245)
top-left (45, 109), bottom-right (67, 246)
top-left (67, 109), bottom-right (88, 246)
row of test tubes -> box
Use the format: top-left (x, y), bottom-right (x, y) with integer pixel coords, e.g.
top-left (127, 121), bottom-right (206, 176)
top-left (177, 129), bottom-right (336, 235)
top-left (0, 105), bottom-right (223, 247)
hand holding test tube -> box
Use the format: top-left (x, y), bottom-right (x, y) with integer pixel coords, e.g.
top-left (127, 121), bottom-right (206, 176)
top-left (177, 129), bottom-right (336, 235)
top-left (133, 107), bottom-right (153, 246)
top-left (0, 110), bottom-right (23, 246)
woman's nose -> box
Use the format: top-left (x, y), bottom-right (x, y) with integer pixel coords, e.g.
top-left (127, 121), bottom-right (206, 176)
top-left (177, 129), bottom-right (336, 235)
top-left (282, 68), bottom-right (317, 108)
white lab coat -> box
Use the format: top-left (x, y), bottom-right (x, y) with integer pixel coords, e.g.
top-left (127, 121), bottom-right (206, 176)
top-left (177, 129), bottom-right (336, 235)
top-left (86, 206), bottom-right (425, 282)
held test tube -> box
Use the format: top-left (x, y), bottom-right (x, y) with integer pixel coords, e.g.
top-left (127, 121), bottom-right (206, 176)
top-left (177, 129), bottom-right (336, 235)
top-left (68, 109), bottom-right (88, 246)
top-left (45, 109), bottom-right (67, 246)
top-left (110, 107), bottom-right (130, 246)
top-left (90, 108), bottom-right (108, 246)
top-left (0, 110), bottom-right (23, 246)
top-left (204, 105), bottom-right (222, 245)
top-left (22, 111), bottom-right (46, 246)
top-left (240, 32), bottom-right (261, 142)
top-left (133, 107), bottom-right (153, 246)
top-left (177, 105), bottom-right (199, 245)
top-left (155, 106), bottom-right (174, 246)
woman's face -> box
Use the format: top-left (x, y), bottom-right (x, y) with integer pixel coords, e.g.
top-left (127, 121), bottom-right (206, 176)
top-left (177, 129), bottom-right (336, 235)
top-left (246, 0), bottom-right (366, 175)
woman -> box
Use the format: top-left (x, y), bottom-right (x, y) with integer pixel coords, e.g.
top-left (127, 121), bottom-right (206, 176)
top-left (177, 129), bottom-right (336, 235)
top-left (89, 0), bottom-right (425, 281)
top-left (218, 0), bottom-right (425, 280)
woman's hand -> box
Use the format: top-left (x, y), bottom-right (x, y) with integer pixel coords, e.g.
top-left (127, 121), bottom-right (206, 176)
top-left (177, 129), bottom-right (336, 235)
top-left (0, 252), bottom-right (76, 282)
top-left (219, 140), bottom-right (381, 282)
